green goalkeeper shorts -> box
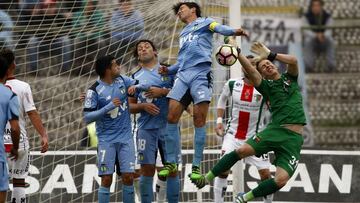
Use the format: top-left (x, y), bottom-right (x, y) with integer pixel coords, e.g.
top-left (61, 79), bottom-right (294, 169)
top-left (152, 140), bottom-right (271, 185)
top-left (246, 125), bottom-right (304, 177)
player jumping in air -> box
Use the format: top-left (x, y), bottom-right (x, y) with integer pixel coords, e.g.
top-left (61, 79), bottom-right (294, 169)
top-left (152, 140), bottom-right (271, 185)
top-left (191, 42), bottom-right (306, 203)
top-left (158, 2), bottom-right (248, 182)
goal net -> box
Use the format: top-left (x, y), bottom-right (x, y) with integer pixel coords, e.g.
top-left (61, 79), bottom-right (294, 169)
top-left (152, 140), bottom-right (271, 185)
top-left (3, 0), bottom-right (233, 202)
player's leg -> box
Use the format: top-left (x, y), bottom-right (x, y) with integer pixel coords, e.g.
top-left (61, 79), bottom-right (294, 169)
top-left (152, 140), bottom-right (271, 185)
top-left (119, 141), bottom-right (137, 203)
top-left (188, 69), bottom-right (213, 180)
top-left (138, 128), bottom-right (157, 203)
top-left (8, 148), bottom-right (29, 203)
top-left (0, 162), bottom-right (9, 203)
top-left (97, 142), bottom-right (116, 203)
top-left (214, 133), bottom-right (238, 203)
top-left (235, 127), bottom-right (303, 203)
top-left (245, 153), bottom-right (273, 203)
top-left (159, 78), bottom-right (189, 177)
top-left (155, 156), bottom-right (166, 203)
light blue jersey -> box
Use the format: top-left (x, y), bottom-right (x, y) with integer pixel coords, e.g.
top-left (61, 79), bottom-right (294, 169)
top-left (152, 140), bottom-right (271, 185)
top-left (169, 17), bottom-right (236, 81)
top-left (83, 75), bottom-right (139, 143)
top-left (0, 84), bottom-right (19, 163)
top-left (132, 63), bottom-right (175, 129)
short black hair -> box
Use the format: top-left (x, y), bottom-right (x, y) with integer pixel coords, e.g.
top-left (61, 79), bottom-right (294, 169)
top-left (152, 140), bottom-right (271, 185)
top-left (95, 55), bottom-right (115, 78)
top-left (133, 39), bottom-right (157, 58)
top-left (0, 48), bottom-right (15, 65)
top-left (173, 2), bottom-right (201, 17)
top-left (310, 0), bottom-right (324, 6)
top-left (0, 56), bottom-right (9, 79)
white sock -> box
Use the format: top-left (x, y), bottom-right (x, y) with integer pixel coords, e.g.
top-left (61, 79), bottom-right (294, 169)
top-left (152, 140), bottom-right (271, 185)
top-left (214, 177), bottom-right (227, 203)
top-left (156, 178), bottom-right (167, 203)
top-left (133, 177), bottom-right (141, 203)
top-left (263, 193), bottom-right (273, 203)
top-left (12, 187), bottom-right (26, 203)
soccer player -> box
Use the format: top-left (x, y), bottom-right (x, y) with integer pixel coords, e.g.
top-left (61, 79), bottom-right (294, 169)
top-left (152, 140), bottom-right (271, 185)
top-left (158, 1), bottom-right (248, 181)
top-left (1, 48), bottom-right (49, 203)
top-left (0, 56), bottom-right (20, 203)
top-left (192, 42), bottom-right (306, 203)
top-left (83, 55), bottom-right (149, 203)
top-left (214, 56), bottom-right (272, 203)
top-left (129, 39), bottom-right (180, 203)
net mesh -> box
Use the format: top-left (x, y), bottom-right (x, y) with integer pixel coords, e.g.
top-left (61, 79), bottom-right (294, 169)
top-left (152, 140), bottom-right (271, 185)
top-left (2, 0), bottom-right (231, 202)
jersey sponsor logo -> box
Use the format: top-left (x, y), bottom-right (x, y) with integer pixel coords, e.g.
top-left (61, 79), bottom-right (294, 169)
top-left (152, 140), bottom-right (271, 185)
top-left (179, 33), bottom-right (199, 48)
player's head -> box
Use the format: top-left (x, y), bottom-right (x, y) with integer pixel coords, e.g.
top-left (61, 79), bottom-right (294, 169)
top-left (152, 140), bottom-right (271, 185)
top-left (173, 2), bottom-right (201, 22)
top-left (95, 55), bottom-right (120, 79)
top-left (0, 48), bottom-right (16, 72)
top-left (0, 56), bottom-right (10, 82)
top-left (309, 0), bottom-right (324, 15)
top-left (256, 59), bottom-right (279, 80)
top-left (119, 0), bottom-right (133, 13)
top-left (133, 39), bottom-right (157, 63)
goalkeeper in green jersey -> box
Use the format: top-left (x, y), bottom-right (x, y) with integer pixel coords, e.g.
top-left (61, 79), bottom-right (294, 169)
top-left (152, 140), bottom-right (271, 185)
top-left (191, 42), bottom-right (306, 203)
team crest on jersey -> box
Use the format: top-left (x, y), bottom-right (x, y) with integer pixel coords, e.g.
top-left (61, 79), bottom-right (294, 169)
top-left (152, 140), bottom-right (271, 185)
top-left (244, 89), bottom-right (251, 100)
top-left (255, 94), bottom-right (262, 102)
top-left (253, 135), bottom-right (261, 143)
top-left (119, 87), bottom-right (126, 94)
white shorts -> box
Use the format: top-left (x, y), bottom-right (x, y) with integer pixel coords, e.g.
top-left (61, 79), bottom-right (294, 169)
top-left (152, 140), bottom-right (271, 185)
top-left (221, 133), bottom-right (271, 170)
top-left (6, 148), bottom-right (30, 179)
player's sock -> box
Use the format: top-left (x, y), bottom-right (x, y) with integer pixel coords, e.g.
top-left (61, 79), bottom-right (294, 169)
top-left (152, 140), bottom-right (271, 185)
top-left (133, 177), bottom-right (141, 202)
top-left (123, 185), bottom-right (135, 203)
top-left (12, 186), bottom-right (26, 203)
top-left (251, 178), bottom-right (279, 200)
top-left (164, 123), bottom-right (179, 163)
top-left (263, 193), bottom-right (274, 203)
top-left (156, 178), bottom-right (167, 203)
top-left (166, 175), bottom-right (180, 203)
top-left (140, 176), bottom-right (153, 203)
top-left (98, 186), bottom-right (110, 203)
top-left (193, 126), bottom-right (206, 166)
top-left (205, 151), bottom-right (241, 181)
top-left (214, 177), bottom-right (227, 203)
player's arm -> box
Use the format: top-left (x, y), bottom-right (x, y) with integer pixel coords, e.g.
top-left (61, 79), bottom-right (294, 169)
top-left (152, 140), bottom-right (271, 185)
top-left (159, 63), bottom-right (179, 75)
top-left (8, 94), bottom-right (20, 160)
top-left (128, 96), bottom-right (160, 116)
top-left (250, 42), bottom-right (298, 77)
top-left (83, 89), bottom-right (119, 124)
top-left (215, 81), bottom-right (231, 136)
top-left (209, 21), bottom-right (248, 37)
top-left (27, 110), bottom-right (48, 153)
top-left (24, 85), bottom-right (48, 153)
top-left (236, 53), bottom-right (262, 87)
top-left (122, 75), bottom-right (150, 95)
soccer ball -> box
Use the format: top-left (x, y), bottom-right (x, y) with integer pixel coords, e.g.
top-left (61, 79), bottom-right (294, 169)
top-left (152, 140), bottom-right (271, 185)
top-left (215, 44), bottom-right (238, 67)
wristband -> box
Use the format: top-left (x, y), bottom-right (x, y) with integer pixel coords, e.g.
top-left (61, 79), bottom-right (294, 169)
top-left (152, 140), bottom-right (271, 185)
top-left (267, 52), bottom-right (277, 62)
top-left (216, 117), bottom-right (223, 124)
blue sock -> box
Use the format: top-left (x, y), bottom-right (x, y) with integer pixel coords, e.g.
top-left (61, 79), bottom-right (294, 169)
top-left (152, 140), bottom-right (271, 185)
top-left (193, 126), bottom-right (206, 166)
top-left (140, 176), bottom-right (153, 203)
top-left (165, 123), bottom-right (180, 163)
top-left (98, 186), bottom-right (110, 203)
top-left (122, 185), bottom-right (135, 203)
top-left (167, 175), bottom-right (180, 203)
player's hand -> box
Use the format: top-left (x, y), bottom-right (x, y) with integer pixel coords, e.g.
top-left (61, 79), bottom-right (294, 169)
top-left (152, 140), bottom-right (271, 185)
top-left (128, 85), bottom-right (137, 95)
top-left (158, 66), bottom-right (169, 75)
top-left (215, 123), bottom-right (225, 137)
top-left (79, 92), bottom-right (86, 102)
top-left (250, 42), bottom-right (271, 62)
top-left (234, 28), bottom-right (249, 38)
top-left (112, 98), bottom-right (121, 107)
top-left (9, 147), bottom-right (18, 161)
top-left (143, 103), bottom-right (160, 115)
top-left (40, 134), bottom-right (49, 153)
top-left (316, 32), bottom-right (325, 43)
top-left (144, 87), bottom-right (166, 98)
